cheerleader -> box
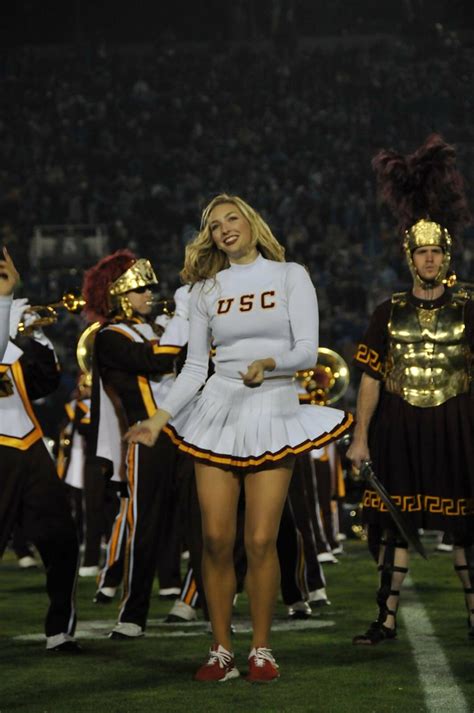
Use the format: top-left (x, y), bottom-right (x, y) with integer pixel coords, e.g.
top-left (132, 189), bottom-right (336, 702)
top-left (126, 194), bottom-right (353, 682)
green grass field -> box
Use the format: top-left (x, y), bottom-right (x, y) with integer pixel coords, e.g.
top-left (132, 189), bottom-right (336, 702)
top-left (1, 538), bottom-right (473, 713)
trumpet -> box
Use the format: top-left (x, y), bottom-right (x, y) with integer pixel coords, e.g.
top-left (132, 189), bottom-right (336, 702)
top-left (152, 295), bottom-right (175, 317)
top-left (17, 292), bottom-right (86, 335)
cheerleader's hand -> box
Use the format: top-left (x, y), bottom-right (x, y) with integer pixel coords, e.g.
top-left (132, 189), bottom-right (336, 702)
top-left (124, 420), bottom-right (159, 447)
top-left (124, 408), bottom-right (171, 447)
top-left (239, 358), bottom-right (275, 387)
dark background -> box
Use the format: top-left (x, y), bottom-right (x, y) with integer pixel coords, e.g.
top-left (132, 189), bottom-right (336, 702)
top-left (2, 0), bottom-right (474, 429)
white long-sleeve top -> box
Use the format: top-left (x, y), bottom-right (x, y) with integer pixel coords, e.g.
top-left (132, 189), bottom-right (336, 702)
top-left (0, 295), bottom-right (12, 360)
top-left (160, 254), bottom-right (318, 418)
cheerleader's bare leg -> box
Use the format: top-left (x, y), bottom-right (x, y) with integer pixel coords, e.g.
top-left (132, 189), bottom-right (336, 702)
top-left (194, 462), bottom-right (241, 652)
top-left (244, 460), bottom-right (294, 648)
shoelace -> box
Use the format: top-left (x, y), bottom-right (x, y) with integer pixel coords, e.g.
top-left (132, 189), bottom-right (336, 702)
top-left (207, 647), bottom-right (232, 669)
top-left (251, 647), bottom-right (278, 668)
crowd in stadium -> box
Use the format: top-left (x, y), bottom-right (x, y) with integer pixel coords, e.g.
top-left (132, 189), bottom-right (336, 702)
top-left (1, 34), bottom-right (474, 367)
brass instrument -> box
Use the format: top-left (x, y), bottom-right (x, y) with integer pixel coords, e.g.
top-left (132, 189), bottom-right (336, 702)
top-left (76, 321), bottom-right (101, 388)
top-left (18, 292), bottom-right (86, 334)
top-left (295, 347), bottom-right (349, 405)
top-left (152, 295), bottom-right (175, 317)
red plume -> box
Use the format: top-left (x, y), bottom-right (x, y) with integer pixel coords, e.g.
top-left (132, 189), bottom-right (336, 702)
top-left (372, 133), bottom-right (471, 236)
top-left (82, 249), bottom-right (137, 323)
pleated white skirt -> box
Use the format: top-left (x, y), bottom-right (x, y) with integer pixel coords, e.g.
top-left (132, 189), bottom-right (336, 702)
top-left (165, 374), bottom-right (352, 469)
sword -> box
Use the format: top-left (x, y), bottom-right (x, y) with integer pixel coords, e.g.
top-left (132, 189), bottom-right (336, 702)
top-left (359, 460), bottom-right (428, 560)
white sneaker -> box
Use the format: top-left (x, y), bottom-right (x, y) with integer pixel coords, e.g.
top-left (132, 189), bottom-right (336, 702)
top-left (46, 633), bottom-right (80, 652)
top-left (436, 543), bottom-right (454, 552)
top-left (317, 552), bottom-right (339, 564)
top-left (93, 587), bottom-right (117, 604)
top-left (109, 622), bottom-right (144, 639)
top-left (288, 601), bottom-right (312, 619)
top-left (79, 565), bottom-right (99, 577)
top-left (164, 600), bottom-right (198, 623)
top-left (308, 587), bottom-right (331, 606)
top-left (18, 556), bottom-right (38, 569)
top-left (332, 545), bottom-right (344, 555)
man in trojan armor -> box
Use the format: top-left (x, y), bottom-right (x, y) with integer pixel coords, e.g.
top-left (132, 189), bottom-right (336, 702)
top-left (348, 134), bottom-right (474, 644)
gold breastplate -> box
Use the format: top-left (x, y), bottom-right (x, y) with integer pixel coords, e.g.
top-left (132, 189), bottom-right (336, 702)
top-left (385, 293), bottom-right (471, 407)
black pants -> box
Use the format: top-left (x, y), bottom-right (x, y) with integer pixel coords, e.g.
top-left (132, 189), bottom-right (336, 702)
top-left (118, 434), bottom-right (179, 629)
top-left (82, 463), bottom-right (119, 567)
top-left (290, 456), bottom-right (327, 590)
top-left (0, 440), bottom-right (79, 637)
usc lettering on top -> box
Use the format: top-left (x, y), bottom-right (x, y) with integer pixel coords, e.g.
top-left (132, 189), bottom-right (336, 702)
top-left (217, 291), bottom-right (276, 315)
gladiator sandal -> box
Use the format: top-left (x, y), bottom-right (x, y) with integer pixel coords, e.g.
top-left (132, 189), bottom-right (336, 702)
top-left (353, 538), bottom-right (408, 645)
top-left (454, 561), bottom-right (474, 639)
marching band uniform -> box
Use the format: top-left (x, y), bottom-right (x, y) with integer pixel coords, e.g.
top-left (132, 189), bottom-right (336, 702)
top-left (313, 444), bottom-right (344, 555)
top-left (59, 393), bottom-right (118, 576)
top-left (83, 252), bottom-right (186, 638)
top-left (0, 302), bottom-right (79, 651)
top-left (0, 294), bottom-right (12, 360)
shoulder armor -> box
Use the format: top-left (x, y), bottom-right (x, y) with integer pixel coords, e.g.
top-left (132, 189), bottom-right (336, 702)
top-left (391, 291), bottom-right (408, 305)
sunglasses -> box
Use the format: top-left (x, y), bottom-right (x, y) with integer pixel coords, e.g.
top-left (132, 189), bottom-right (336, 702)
top-left (130, 285), bottom-right (153, 294)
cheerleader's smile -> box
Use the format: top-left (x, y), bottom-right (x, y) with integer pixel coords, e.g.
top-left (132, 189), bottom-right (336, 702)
top-left (209, 202), bottom-right (258, 264)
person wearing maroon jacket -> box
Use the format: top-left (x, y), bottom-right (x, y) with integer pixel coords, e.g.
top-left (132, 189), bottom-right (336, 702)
top-left (83, 250), bottom-right (186, 639)
top-left (0, 297), bottom-right (80, 652)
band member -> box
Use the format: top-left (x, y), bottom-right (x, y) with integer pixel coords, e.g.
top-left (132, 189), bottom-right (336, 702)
top-left (58, 376), bottom-right (118, 577)
top-left (93, 284), bottom-right (191, 606)
top-left (0, 297), bottom-right (80, 652)
top-left (126, 194), bottom-right (353, 682)
top-left (83, 250), bottom-right (186, 639)
top-left (348, 134), bottom-right (474, 644)
top-left (0, 247), bottom-right (19, 359)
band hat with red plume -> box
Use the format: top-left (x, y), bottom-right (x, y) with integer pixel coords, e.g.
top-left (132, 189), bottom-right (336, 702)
top-left (82, 249), bottom-right (158, 323)
top-left (372, 134), bottom-right (471, 289)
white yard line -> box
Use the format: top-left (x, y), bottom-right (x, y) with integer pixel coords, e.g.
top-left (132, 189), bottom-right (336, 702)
top-left (401, 575), bottom-right (469, 713)
top-left (13, 617), bottom-right (334, 641)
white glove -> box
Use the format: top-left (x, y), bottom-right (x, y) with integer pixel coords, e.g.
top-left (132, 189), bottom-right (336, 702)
top-left (155, 314), bottom-right (170, 330)
top-left (173, 285), bottom-right (191, 321)
top-left (9, 298), bottom-right (30, 338)
top-left (30, 327), bottom-right (55, 352)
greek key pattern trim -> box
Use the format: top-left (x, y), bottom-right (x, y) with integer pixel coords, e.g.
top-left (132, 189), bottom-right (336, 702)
top-left (363, 489), bottom-right (474, 516)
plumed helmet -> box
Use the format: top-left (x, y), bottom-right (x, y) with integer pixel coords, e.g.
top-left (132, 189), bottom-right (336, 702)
top-left (372, 134), bottom-right (470, 288)
top-left (82, 249), bottom-right (158, 323)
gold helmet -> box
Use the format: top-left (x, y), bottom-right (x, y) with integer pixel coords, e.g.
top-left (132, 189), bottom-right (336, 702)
top-left (372, 134), bottom-right (470, 289)
top-left (82, 250), bottom-right (158, 322)
top-left (108, 258), bottom-right (158, 318)
top-left (403, 219), bottom-right (452, 289)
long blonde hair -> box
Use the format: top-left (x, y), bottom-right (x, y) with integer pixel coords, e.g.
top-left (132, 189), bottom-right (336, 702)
top-left (180, 194), bottom-right (286, 285)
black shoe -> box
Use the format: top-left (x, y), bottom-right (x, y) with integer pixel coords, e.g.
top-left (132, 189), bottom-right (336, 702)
top-left (352, 620), bottom-right (397, 646)
top-left (109, 631), bottom-right (135, 640)
top-left (94, 591), bottom-right (114, 604)
top-left (164, 614), bottom-right (188, 623)
top-left (47, 640), bottom-right (82, 654)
